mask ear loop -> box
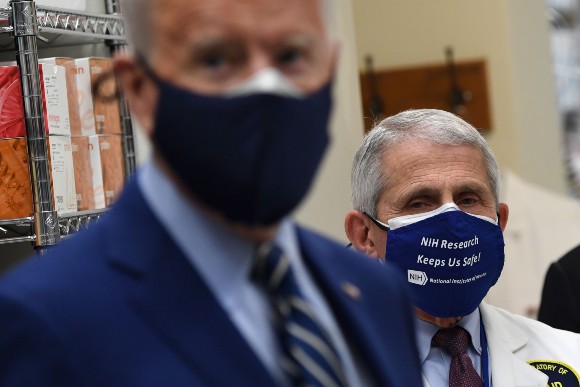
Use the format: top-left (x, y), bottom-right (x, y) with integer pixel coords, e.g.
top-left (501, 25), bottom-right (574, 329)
top-left (362, 212), bottom-right (389, 264)
top-left (363, 212), bottom-right (390, 232)
top-left (136, 53), bottom-right (163, 85)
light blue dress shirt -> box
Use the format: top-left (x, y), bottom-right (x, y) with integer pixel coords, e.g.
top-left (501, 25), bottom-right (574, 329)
top-left (137, 159), bottom-right (367, 386)
top-left (416, 307), bottom-right (491, 386)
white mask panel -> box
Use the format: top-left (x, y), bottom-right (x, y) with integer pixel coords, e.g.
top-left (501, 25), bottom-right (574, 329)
top-left (388, 202), bottom-right (497, 230)
top-left (223, 68), bottom-right (304, 98)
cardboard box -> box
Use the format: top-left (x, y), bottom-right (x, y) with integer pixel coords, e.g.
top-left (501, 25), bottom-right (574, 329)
top-left (0, 137), bottom-right (32, 220)
top-left (0, 64), bottom-right (71, 138)
top-left (87, 135), bottom-right (106, 209)
top-left (71, 136), bottom-right (95, 211)
top-left (75, 58), bottom-right (122, 136)
top-left (40, 58), bottom-right (81, 136)
top-left (48, 135), bottom-right (77, 214)
top-left (93, 134), bottom-right (125, 207)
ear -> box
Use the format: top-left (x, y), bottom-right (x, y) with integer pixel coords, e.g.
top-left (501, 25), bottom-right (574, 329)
top-left (498, 202), bottom-right (509, 232)
top-left (344, 210), bottom-right (380, 259)
top-left (113, 53), bottom-right (158, 136)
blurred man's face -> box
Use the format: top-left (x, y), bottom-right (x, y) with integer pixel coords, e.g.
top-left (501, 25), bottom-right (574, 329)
top-left (149, 0), bottom-right (334, 95)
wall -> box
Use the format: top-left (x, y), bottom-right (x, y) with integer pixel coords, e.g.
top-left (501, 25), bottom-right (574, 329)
top-left (294, 0), bottom-right (365, 243)
top-left (352, 0), bottom-right (568, 195)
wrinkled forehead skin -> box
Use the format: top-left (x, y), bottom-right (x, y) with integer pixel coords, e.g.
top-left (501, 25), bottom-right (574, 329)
top-left (149, 0), bottom-right (327, 60)
top-left (135, 0), bottom-right (333, 95)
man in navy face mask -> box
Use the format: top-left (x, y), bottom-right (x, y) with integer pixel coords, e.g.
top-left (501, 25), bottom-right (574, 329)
top-left (0, 0), bottom-right (423, 385)
top-left (346, 109), bottom-right (580, 387)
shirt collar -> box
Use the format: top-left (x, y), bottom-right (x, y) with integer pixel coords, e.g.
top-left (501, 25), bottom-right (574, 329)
top-left (137, 159), bottom-right (296, 309)
top-left (415, 307), bottom-right (482, 364)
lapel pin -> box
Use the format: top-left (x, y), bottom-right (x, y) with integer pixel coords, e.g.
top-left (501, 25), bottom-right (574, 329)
top-left (341, 281), bottom-right (361, 301)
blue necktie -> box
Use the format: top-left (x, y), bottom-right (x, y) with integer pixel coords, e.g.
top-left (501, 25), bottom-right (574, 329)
top-left (252, 243), bottom-right (348, 387)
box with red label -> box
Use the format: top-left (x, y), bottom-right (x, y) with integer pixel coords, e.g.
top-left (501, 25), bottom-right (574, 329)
top-left (75, 58), bottom-right (122, 136)
top-left (0, 64), bottom-right (71, 138)
top-left (0, 137), bottom-right (32, 220)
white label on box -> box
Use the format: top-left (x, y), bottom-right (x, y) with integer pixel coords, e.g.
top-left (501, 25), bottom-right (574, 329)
top-left (49, 135), bottom-right (77, 214)
top-left (88, 135), bottom-right (106, 209)
top-left (42, 64), bottom-right (71, 136)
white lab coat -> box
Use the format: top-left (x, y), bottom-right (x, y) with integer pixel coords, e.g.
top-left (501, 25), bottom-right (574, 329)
top-left (422, 303), bottom-right (580, 387)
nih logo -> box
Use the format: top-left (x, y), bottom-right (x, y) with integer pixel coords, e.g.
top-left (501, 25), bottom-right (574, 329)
top-left (408, 270), bottom-right (428, 286)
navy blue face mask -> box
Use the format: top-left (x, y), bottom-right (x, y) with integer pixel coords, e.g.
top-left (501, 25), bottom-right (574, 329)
top-left (142, 62), bottom-right (333, 226)
top-left (367, 205), bottom-right (505, 318)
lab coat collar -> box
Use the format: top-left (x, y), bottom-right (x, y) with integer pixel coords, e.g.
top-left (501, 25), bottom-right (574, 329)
top-left (479, 303), bottom-right (548, 387)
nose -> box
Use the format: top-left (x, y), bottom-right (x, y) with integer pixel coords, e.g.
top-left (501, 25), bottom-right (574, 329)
top-left (245, 45), bottom-right (273, 77)
top-left (441, 193), bottom-right (455, 206)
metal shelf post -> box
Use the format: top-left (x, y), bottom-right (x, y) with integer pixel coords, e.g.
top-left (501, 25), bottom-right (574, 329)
top-left (10, 0), bottom-right (59, 247)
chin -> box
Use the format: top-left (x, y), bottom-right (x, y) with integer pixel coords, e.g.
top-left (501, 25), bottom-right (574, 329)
top-left (415, 307), bottom-right (462, 328)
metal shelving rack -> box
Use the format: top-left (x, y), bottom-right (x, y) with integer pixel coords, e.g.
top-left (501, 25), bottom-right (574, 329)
top-left (0, 0), bottom-right (133, 249)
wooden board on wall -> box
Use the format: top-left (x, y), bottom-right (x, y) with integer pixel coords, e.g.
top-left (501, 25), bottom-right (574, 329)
top-left (359, 59), bottom-right (491, 133)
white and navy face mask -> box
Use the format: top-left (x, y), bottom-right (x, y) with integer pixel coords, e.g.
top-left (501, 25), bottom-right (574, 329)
top-left (366, 203), bottom-right (505, 318)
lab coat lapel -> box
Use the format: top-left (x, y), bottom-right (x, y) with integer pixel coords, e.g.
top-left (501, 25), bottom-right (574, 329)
top-left (480, 304), bottom-right (548, 387)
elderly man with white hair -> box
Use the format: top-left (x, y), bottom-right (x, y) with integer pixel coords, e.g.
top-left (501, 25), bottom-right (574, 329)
top-left (345, 108), bottom-right (580, 387)
top-left (0, 0), bottom-right (422, 386)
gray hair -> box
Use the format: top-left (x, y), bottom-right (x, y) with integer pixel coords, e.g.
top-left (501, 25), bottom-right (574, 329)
top-left (351, 109), bottom-right (500, 217)
top-left (120, 0), bottom-right (334, 58)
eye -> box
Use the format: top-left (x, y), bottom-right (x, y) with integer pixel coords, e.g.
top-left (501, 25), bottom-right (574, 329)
top-left (457, 196), bottom-right (479, 207)
top-left (202, 53), bottom-right (227, 69)
top-left (275, 46), bottom-right (309, 74)
top-left (408, 200), bottom-right (430, 210)
top-left (277, 48), bottom-right (302, 65)
top-left (192, 42), bottom-right (246, 81)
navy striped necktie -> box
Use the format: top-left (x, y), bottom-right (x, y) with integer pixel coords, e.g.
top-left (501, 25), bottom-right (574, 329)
top-left (252, 243), bottom-right (348, 387)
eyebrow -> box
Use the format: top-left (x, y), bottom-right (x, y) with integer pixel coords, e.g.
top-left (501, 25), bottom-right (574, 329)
top-left (397, 186), bottom-right (440, 203)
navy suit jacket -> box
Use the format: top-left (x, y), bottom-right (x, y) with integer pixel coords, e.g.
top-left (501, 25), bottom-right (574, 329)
top-left (0, 178), bottom-right (422, 386)
top-left (538, 244), bottom-right (580, 333)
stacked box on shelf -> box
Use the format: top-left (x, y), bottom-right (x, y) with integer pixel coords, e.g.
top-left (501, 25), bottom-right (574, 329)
top-left (0, 64), bottom-right (77, 219)
top-left (0, 137), bottom-right (32, 220)
top-left (74, 57), bottom-right (125, 209)
top-left (42, 63), bottom-right (77, 214)
top-left (41, 57), bottom-right (93, 211)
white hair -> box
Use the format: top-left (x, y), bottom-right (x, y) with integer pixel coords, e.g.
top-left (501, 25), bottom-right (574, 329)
top-left (351, 109), bottom-right (500, 217)
top-left (120, 0), bottom-right (334, 57)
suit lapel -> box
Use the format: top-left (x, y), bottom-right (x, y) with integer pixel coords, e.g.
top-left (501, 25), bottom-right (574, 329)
top-left (296, 226), bottom-right (414, 386)
top-left (480, 304), bottom-right (548, 387)
top-left (104, 179), bottom-right (277, 387)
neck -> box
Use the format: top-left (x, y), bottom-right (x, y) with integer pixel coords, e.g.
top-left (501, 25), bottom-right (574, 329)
top-left (153, 152), bottom-right (280, 243)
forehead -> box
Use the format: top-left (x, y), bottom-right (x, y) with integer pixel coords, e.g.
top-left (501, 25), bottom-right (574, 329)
top-left (382, 140), bottom-right (491, 194)
top-left (152, 0), bottom-right (325, 46)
